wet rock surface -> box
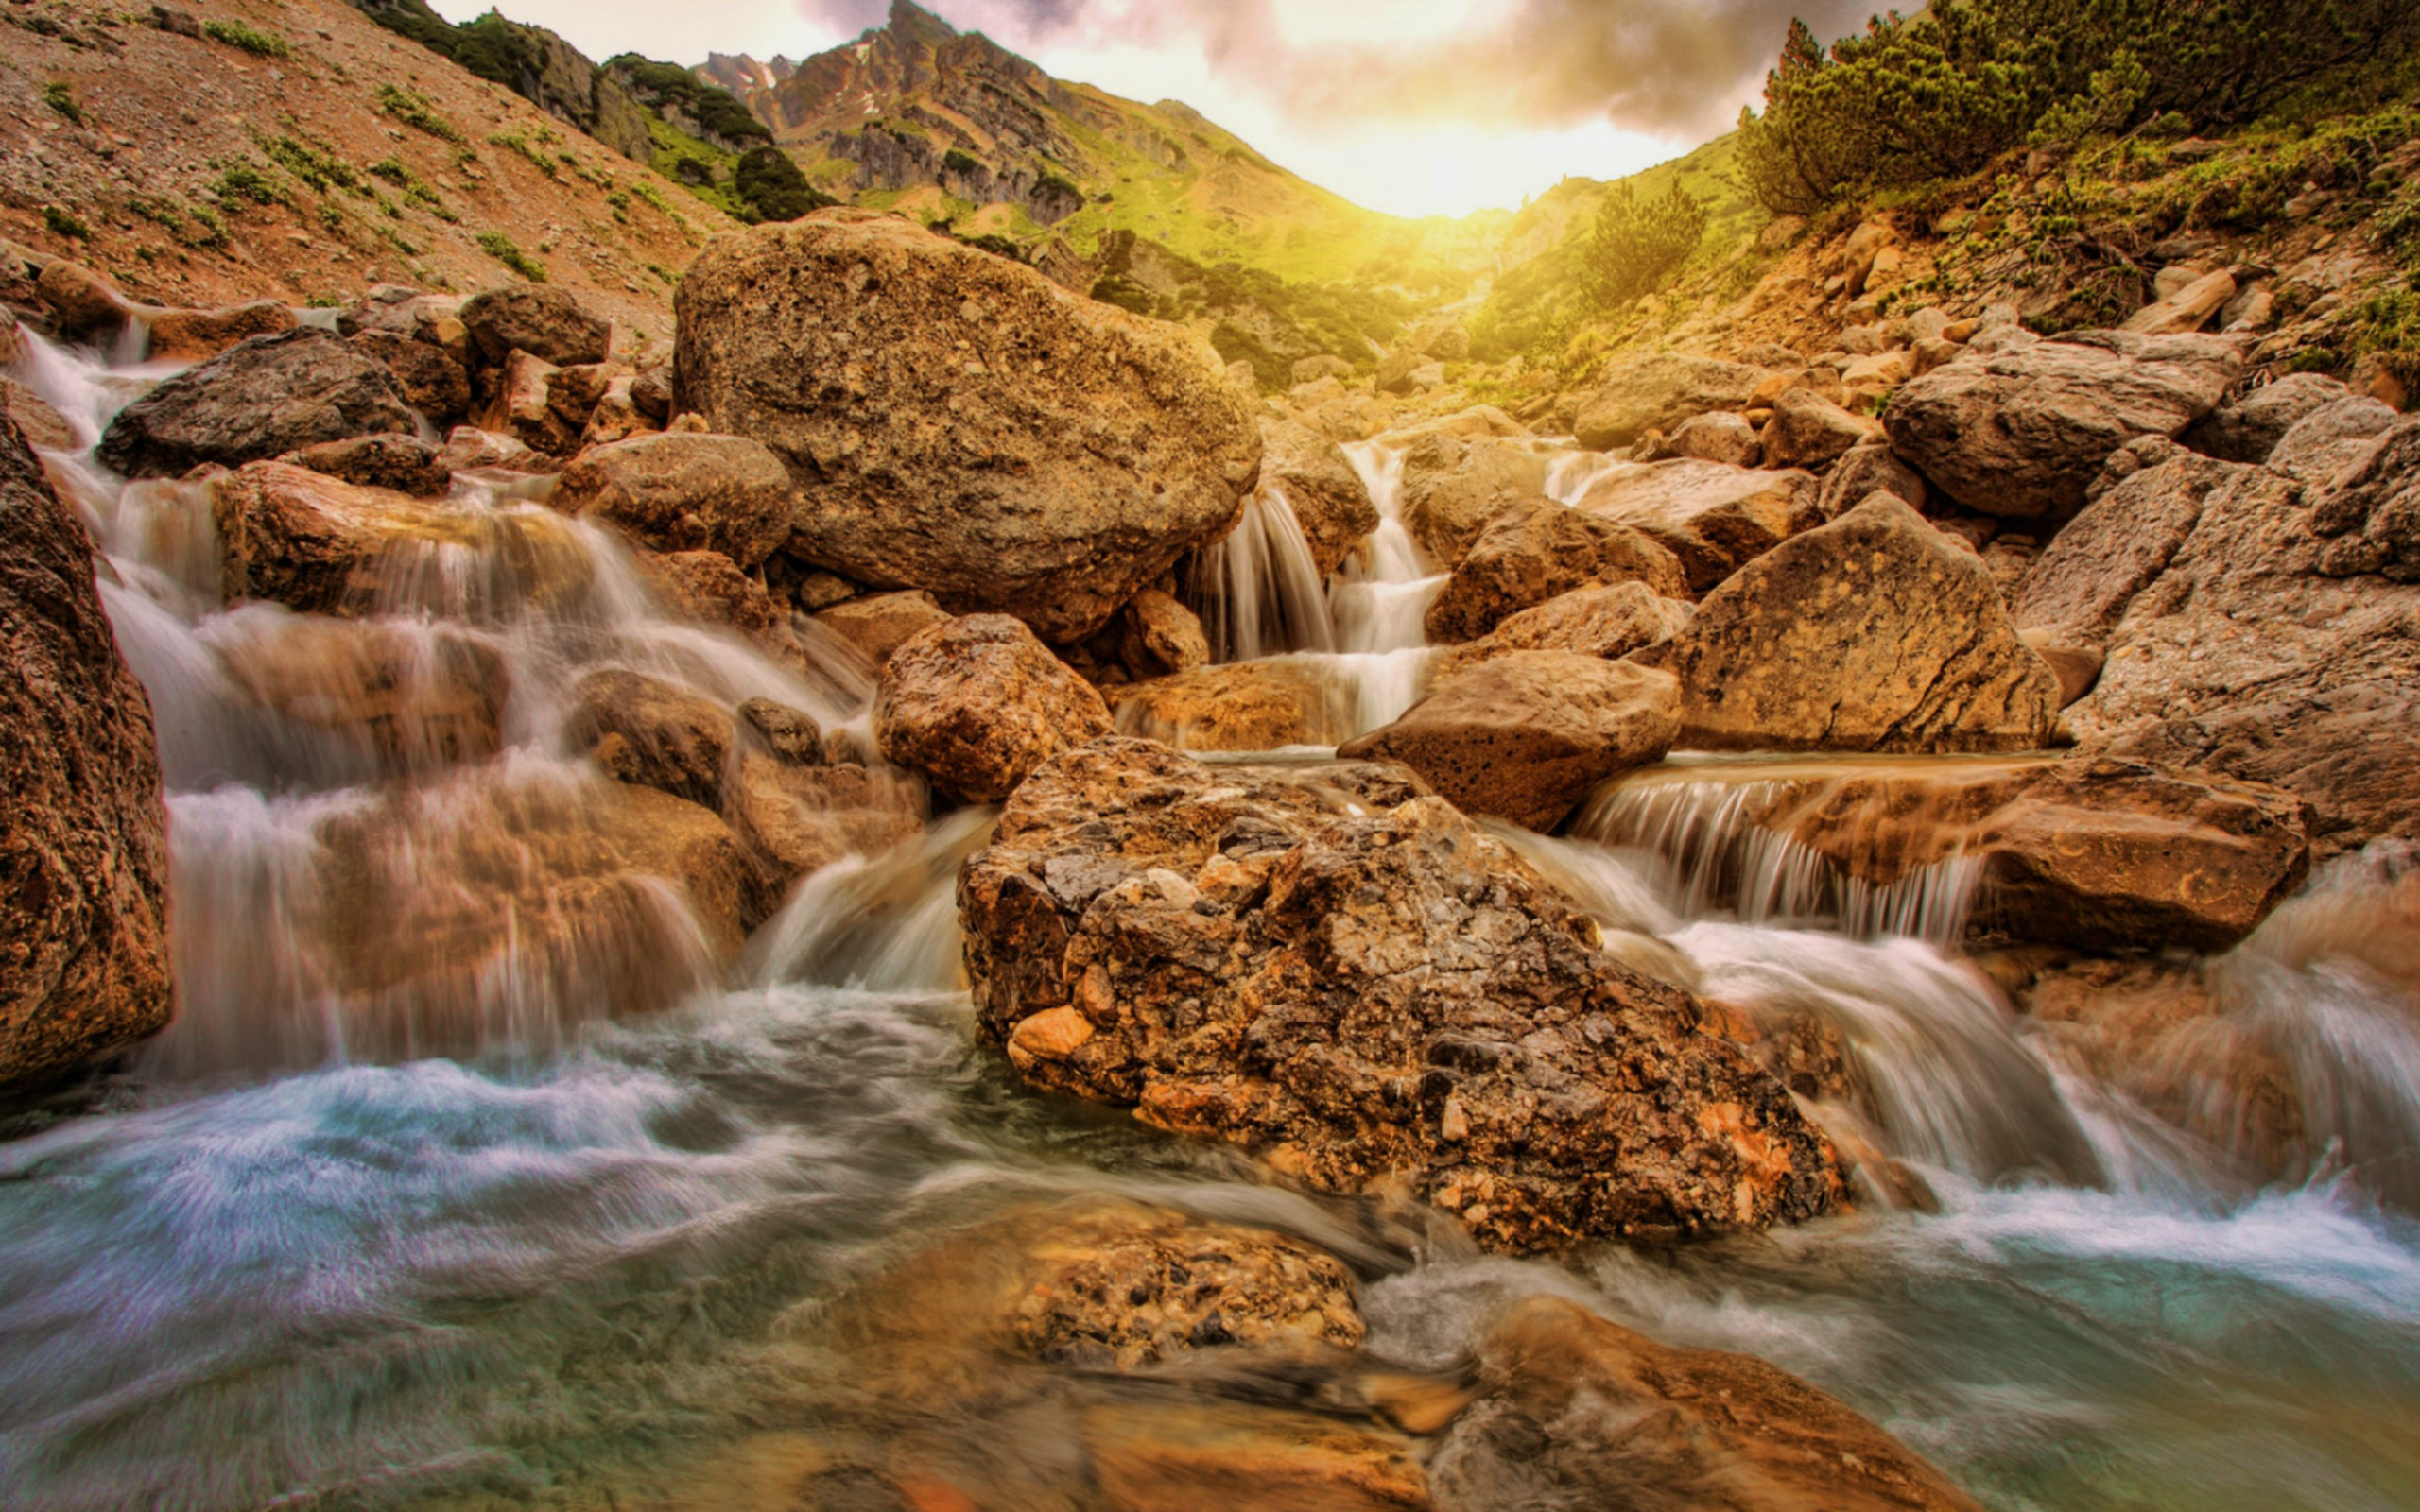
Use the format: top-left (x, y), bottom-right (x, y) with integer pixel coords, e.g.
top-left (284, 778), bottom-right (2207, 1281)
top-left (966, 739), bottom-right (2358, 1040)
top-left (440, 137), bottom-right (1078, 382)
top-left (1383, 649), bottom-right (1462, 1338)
top-left (1115, 661), bottom-right (1357, 751)
top-left (0, 417), bottom-right (171, 1087)
top-left (1428, 581), bottom-right (1693, 679)
top-left (1424, 500), bottom-right (1685, 644)
top-left (1398, 435), bottom-right (1552, 567)
top-left (959, 738), bottom-right (1842, 1252)
top-left (675, 209), bottom-right (1259, 642)
top-left (554, 430), bottom-right (795, 570)
top-left (97, 329), bottom-right (415, 478)
top-left (875, 613), bottom-right (1113, 801)
top-left (1259, 417), bottom-right (1378, 576)
top-left (1574, 352), bottom-right (1770, 451)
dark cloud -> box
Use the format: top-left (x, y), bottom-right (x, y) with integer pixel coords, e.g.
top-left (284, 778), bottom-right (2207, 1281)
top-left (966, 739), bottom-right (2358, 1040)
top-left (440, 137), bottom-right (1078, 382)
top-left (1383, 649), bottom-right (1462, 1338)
top-left (809, 0), bottom-right (1880, 138)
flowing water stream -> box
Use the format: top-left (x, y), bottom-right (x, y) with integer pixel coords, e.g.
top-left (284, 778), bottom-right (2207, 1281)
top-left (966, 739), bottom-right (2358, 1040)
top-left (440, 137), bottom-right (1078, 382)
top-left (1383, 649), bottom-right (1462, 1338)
top-left (5, 335), bottom-right (2420, 1510)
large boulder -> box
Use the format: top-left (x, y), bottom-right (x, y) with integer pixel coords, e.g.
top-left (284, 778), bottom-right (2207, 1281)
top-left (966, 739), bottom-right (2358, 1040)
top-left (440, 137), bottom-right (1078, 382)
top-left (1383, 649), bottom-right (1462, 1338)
top-left (1432, 1297), bottom-right (1984, 1512)
top-left (1635, 493), bottom-right (2061, 752)
top-left (1884, 329), bottom-right (2240, 520)
top-left (277, 434), bottom-right (450, 497)
top-left (1816, 437), bottom-right (1929, 518)
top-left (1424, 500), bottom-right (1685, 643)
top-left (566, 668), bottom-right (734, 809)
top-left (2010, 454), bottom-right (2236, 649)
top-left (1571, 459), bottom-right (1818, 593)
top-left (97, 329), bottom-right (415, 478)
top-left (1761, 386), bottom-right (1882, 470)
top-left (675, 209), bottom-right (1260, 642)
top-left (2266, 394), bottom-right (2399, 487)
top-left (959, 738), bottom-right (1842, 1251)
top-left (1428, 581), bottom-right (1692, 680)
top-left (2308, 412), bottom-right (2420, 581)
top-left (349, 330), bottom-right (474, 428)
top-left (0, 418), bottom-right (172, 1087)
top-left (1574, 351), bottom-right (1768, 451)
top-left (1398, 434), bottom-right (1550, 566)
top-left (1665, 410), bottom-right (1761, 468)
top-left (874, 614), bottom-right (1113, 801)
top-left (2186, 370), bottom-right (2350, 462)
top-left (458, 284), bottom-right (611, 369)
top-left (1114, 660), bottom-right (1358, 751)
top-left (553, 431), bottom-right (794, 569)
top-left (1257, 416), bottom-right (1377, 576)
top-left (146, 300), bottom-right (299, 363)
top-left (2058, 451), bottom-right (2420, 855)
top-left (1338, 653), bottom-right (1679, 832)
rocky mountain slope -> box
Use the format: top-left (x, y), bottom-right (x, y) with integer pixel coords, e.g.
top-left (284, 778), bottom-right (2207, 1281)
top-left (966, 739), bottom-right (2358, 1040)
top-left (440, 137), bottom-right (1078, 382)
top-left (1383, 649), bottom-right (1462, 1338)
top-left (0, 0), bottom-right (737, 330)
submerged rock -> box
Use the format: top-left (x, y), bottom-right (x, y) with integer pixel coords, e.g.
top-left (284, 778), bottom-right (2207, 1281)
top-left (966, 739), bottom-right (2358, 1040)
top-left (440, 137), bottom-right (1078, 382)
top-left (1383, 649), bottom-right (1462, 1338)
top-left (959, 738), bottom-right (1842, 1251)
top-left (0, 417), bottom-right (172, 1087)
top-left (216, 611), bottom-right (507, 776)
top-left (567, 668), bottom-right (734, 809)
top-left (1340, 654), bottom-right (1680, 833)
top-left (1636, 493), bottom-right (2060, 753)
top-left (874, 614), bottom-right (1112, 801)
top-left (675, 208), bottom-right (1259, 642)
top-left (1115, 660), bottom-right (1357, 751)
top-left (97, 329), bottom-right (415, 478)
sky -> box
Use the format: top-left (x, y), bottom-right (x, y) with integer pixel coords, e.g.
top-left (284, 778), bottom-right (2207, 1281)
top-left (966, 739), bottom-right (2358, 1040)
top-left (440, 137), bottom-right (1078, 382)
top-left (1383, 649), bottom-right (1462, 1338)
top-left (427, 0), bottom-right (1877, 218)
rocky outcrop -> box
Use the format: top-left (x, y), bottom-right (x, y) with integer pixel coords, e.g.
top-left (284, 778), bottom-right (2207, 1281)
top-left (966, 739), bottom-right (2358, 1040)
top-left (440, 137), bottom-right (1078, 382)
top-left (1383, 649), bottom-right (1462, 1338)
top-left (2010, 455), bottom-right (2234, 649)
top-left (2186, 371), bottom-right (2351, 463)
top-left (1817, 438), bottom-right (1929, 518)
top-left (2308, 413), bottom-right (2420, 581)
top-left (1258, 417), bottom-right (1376, 576)
top-left (1571, 459), bottom-right (1818, 593)
top-left (1398, 434), bottom-right (1550, 567)
top-left (97, 329), bottom-right (415, 477)
top-left (1432, 1297), bottom-right (1984, 1512)
top-left (1635, 493), bottom-right (2060, 752)
top-left (675, 209), bottom-right (1260, 642)
top-left (0, 417), bottom-right (172, 1087)
top-left (1423, 500), bottom-right (1685, 644)
top-left (351, 331), bottom-right (474, 429)
top-left (1339, 654), bottom-right (1679, 832)
top-left (1573, 352), bottom-right (1768, 451)
top-left (874, 614), bottom-right (1113, 800)
top-left (2266, 395), bottom-right (2398, 487)
top-left (1114, 660), bottom-right (1357, 751)
top-left (2059, 454), bottom-right (2420, 854)
top-left (458, 284), bottom-right (612, 369)
top-left (553, 431), bottom-right (794, 569)
top-left (1884, 329), bottom-right (2240, 520)
top-left (1428, 581), bottom-right (1692, 680)
top-left (958, 738), bottom-right (1842, 1251)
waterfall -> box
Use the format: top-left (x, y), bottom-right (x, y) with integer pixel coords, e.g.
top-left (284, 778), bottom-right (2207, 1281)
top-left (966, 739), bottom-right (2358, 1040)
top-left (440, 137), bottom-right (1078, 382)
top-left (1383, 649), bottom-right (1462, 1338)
top-left (1189, 481), bottom-right (1337, 661)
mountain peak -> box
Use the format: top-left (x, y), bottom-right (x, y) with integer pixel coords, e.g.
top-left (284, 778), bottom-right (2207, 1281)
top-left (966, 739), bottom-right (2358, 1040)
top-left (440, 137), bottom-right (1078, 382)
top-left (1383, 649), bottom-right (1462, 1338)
top-left (882, 0), bottom-right (957, 44)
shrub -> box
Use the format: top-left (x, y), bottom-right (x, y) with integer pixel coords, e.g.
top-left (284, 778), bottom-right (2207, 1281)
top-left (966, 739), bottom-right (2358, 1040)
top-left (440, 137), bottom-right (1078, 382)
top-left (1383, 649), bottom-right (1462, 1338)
top-left (733, 146), bottom-right (831, 222)
top-left (264, 134), bottom-right (357, 195)
top-left (475, 231), bottom-right (546, 282)
top-left (942, 147), bottom-right (983, 178)
top-left (188, 204), bottom-right (228, 247)
top-left (489, 130), bottom-right (561, 180)
top-left (1579, 180), bottom-right (1707, 310)
top-left (606, 55), bottom-right (770, 146)
top-left (377, 85), bottom-right (463, 145)
top-left (213, 162), bottom-right (283, 206)
top-left (1089, 274), bottom-right (1157, 317)
top-left (43, 204), bottom-right (89, 240)
top-left (43, 81), bottom-right (82, 126)
top-left (202, 18), bottom-right (291, 58)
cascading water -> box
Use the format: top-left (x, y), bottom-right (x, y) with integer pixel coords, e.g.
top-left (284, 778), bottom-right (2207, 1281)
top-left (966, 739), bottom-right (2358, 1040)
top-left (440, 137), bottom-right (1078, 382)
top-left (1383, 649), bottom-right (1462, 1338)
top-left (4, 331), bottom-right (2420, 1512)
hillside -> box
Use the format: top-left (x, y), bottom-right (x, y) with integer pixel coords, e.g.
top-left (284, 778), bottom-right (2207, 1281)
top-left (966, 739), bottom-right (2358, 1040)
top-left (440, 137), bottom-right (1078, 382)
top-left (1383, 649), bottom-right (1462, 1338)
top-left (700, 0), bottom-right (1489, 295)
top-left (0, 0), bottom-right (739, 332)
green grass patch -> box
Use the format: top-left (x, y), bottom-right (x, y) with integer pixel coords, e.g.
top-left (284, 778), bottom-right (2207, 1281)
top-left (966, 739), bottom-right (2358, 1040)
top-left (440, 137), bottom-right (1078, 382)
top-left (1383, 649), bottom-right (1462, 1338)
top-left (476, 230), bottom-right (546, 282)
top-left (212, 161), bottom-right (284, 207)
top-left (202, 18), bottom-right (291, 59)
top-left (377, 85), bottom-right (464, 146)
top-left (43, 204), bottom-right (89, 240)
top-left (488, 129), bottom-right (561, 180)
top-left (43, 81), bottom-right (82, 126)
top-left (263, 134), bottom-right (358, 195)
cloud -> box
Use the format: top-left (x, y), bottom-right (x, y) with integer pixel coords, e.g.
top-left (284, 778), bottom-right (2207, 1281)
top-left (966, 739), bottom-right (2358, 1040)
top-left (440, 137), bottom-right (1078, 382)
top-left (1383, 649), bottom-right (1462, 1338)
top-left (805, 0), bottom-right (1880, 139)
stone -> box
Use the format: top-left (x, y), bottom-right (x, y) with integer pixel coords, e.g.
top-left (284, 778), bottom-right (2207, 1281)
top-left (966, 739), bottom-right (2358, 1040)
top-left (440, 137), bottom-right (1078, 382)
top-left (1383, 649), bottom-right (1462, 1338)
top-left (1666, 410), bottom-right (1761, 467)
top-left (1635, 493), bottom-right (2060, 752)
top-left (146, 300), bottom-right (298, 362)
top-left (2122, 268), bottom-right (2236, 335)
top-left (576, 375), bottom-right (648, 449)
top-left (1374, 347), bottom-right (1430, 394)
top-left (2266, 395), bottom-right (2399, 487)
top-left (277, 434), bottom-right (450, 497)
top-left (737, 698), bottom-right (823, 765)
top-left (1258, 417), bottom-right (1377, 577)
top-left (1339, 654), bottom-right (1680, 832)
top-left (676, 209), bottom-right (1259, 643)
top-left (2185, 371), bottom-right (2350, 462)
top-left (215, 612), bottom-right (506, 775)
top-left (1291, 354), bottom-right (1354, 385)
top-left (1398, 435), bottom-right (1550, 567)
top-left (554, 431), bottom-right (795, 569)
top-left (1841, 347), bottom-right (1916, 404)
top-left (874, 614), bottom-right (1113, 801)
top-left (814, 590), bottom-right (953, 669)
top-left (1431, 1297), bottom-right (1984, 1512)
top-left (1816, 438), bottom-right (1928, 518)
top-left (458, 284), bottom-right (611, 369)
top-left (0, 417), bottom-right (171, 1087)
top-left (433, 425), bottom-right (544, 475)
top-left (1423, 500), bottom-right (1686, 644)
top-left (1571, 459), bottom-right (1818, 593)
top-left (1428, 581), bottom-right (1693, 680)
top-left (97, 330), bottom-right (414, 478)
top-left (639, 550), bottom-right (793, 656)
top-left (1, 378), bottom-right (77, 452)
top-left (1885, 330), bottom-right (2241, 520)
top-left (1120, 587), bottom-right (1209, 675)
top-left (725, 755), bottom-right (924, 886)
top-left (1573, 351), bottom-right (1769, 451)
top-left (2011, 455), bottom-right (2234, 649)
top-left (476, 350), bottom-right (577, 455)
top-left (959, 739), bottom-right (1841, 1250)
top-left (1113, 661), bottom-right (1357, 751)
top-left (2021, 630), bottom-right (2104, 706)
top-left (1761, 386), bottom-right (1882, 469)
top-left (2308, 414), bottom-right (2420, 581)
top-left (566, 668), bottom-right (735, 809)
top-left (2059, 455), bottom-right (2420, 854)
top-left (33, 259), bottom-right (137, 341)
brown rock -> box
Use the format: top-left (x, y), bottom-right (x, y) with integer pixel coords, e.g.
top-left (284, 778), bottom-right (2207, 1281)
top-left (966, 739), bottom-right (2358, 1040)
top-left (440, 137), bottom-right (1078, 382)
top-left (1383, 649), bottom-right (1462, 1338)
top-left (216, 613), bottom-right (505, 776)
top-left (816, 590), bottom-right (954, 669)
top-left (1572, 459), bottom-right (1818, 593)
top-left (2186, 371), bottom-right (2351, 463)
top-left (555, 431), bottom-right (795, 569)
top-left (1816, 438), bottom-right (1928, 518)
top-left (726, 754), bottom-right (924, 887)
top-left (1635, 493), bottom-right (2060, 752)
top-left (640, 549), bottom-right (791, 652)
top-left (736, 697), bottom-right (824, 765)
top-left (1432, 1297), bottom-right (1984, 1512)
top-left (675, 209), bottom-right (1259, 643)
top-left (433, 425), bottom-right (545, 475)
top-left (577, 375), bottom-right (648, 449)
top-left (277, 434), bottom-right (450, 497)
top-left (146, 300), bottom-right (298, 362)
top-left (1121, 587), bottom-right (1209, 675)
top-left (1574, 351), bottom-right (1769, 451)
top-left (874, 614), bottom-right (1113, 801)
top-left (1428, 581), bottom-right (1692, 679)
top-left (2, 377), bottom-right (77, 452)
top-left (1667, 411), bottom-right (1762, 468)
top-left (35, 259), bottom-right (138, 342)
top-left (2122, 268), bottom-right (2236, 335)
top-left (2308, 412), bottom-right (2420, 580)
top-left (348, 330), bottom-right (473, 428)
top-left (1398, 434), bottom-right (1549, 567)
top-left (1114, 660), bottom-right (1357, 751)
top-left (1339, 653), bottom-right (1680, 832)
top-left (1257, 416), bottom-right (1377, 577)
top-left (1761, 386), bottom-right (1882, 470)
top-left (97, 329), bottom-right (415, 478)
top-left (2010, 454), bottom-right (2233, 648)
top-left (2266, 395), bottom-right (2398, 487)
top-left (458, 284), bottom-right (611, 369)
top-left (0, 417), bottom-right (172, 1086)
top-left (959, 738), bottom-right (1842, 1251)
top-left (476, 349), bottom-right (578, 455)
top-left (1424, 500), bottom-right (1686, 644)
top-left (567, 668), bottom-right (735, 808)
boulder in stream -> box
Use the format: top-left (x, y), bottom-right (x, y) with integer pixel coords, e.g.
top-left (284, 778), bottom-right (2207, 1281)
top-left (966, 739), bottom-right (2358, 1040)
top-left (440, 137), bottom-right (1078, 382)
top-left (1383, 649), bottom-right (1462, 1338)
top-left (675, 208), bottom-right (1260, 643)
top-left (1424, 500), bottom-right (1686, 644)
top-left (1114, 659), bottom-right (1357, 751)
top-left (1397, 434), bottom-right (1550, 568)
top-left (1427, 580), bottom-right (1693, 680)
top-left (458, 284), bottom-right (612, 369)
top-left (97, 329), bottom-right (416, 478)
top-left (1572, 459), bottom-right (1818, 593)
top-left (959, 738), bottom-right (1843, 1251)
top-left (1259, 416), bottom-right (1378, 577)
top-left (0, 416), bottom-right (172, 1087)
top-left (875, 613), bottom-right (1113, 802)
top-left (554, 431), bottom-right (795, 570)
